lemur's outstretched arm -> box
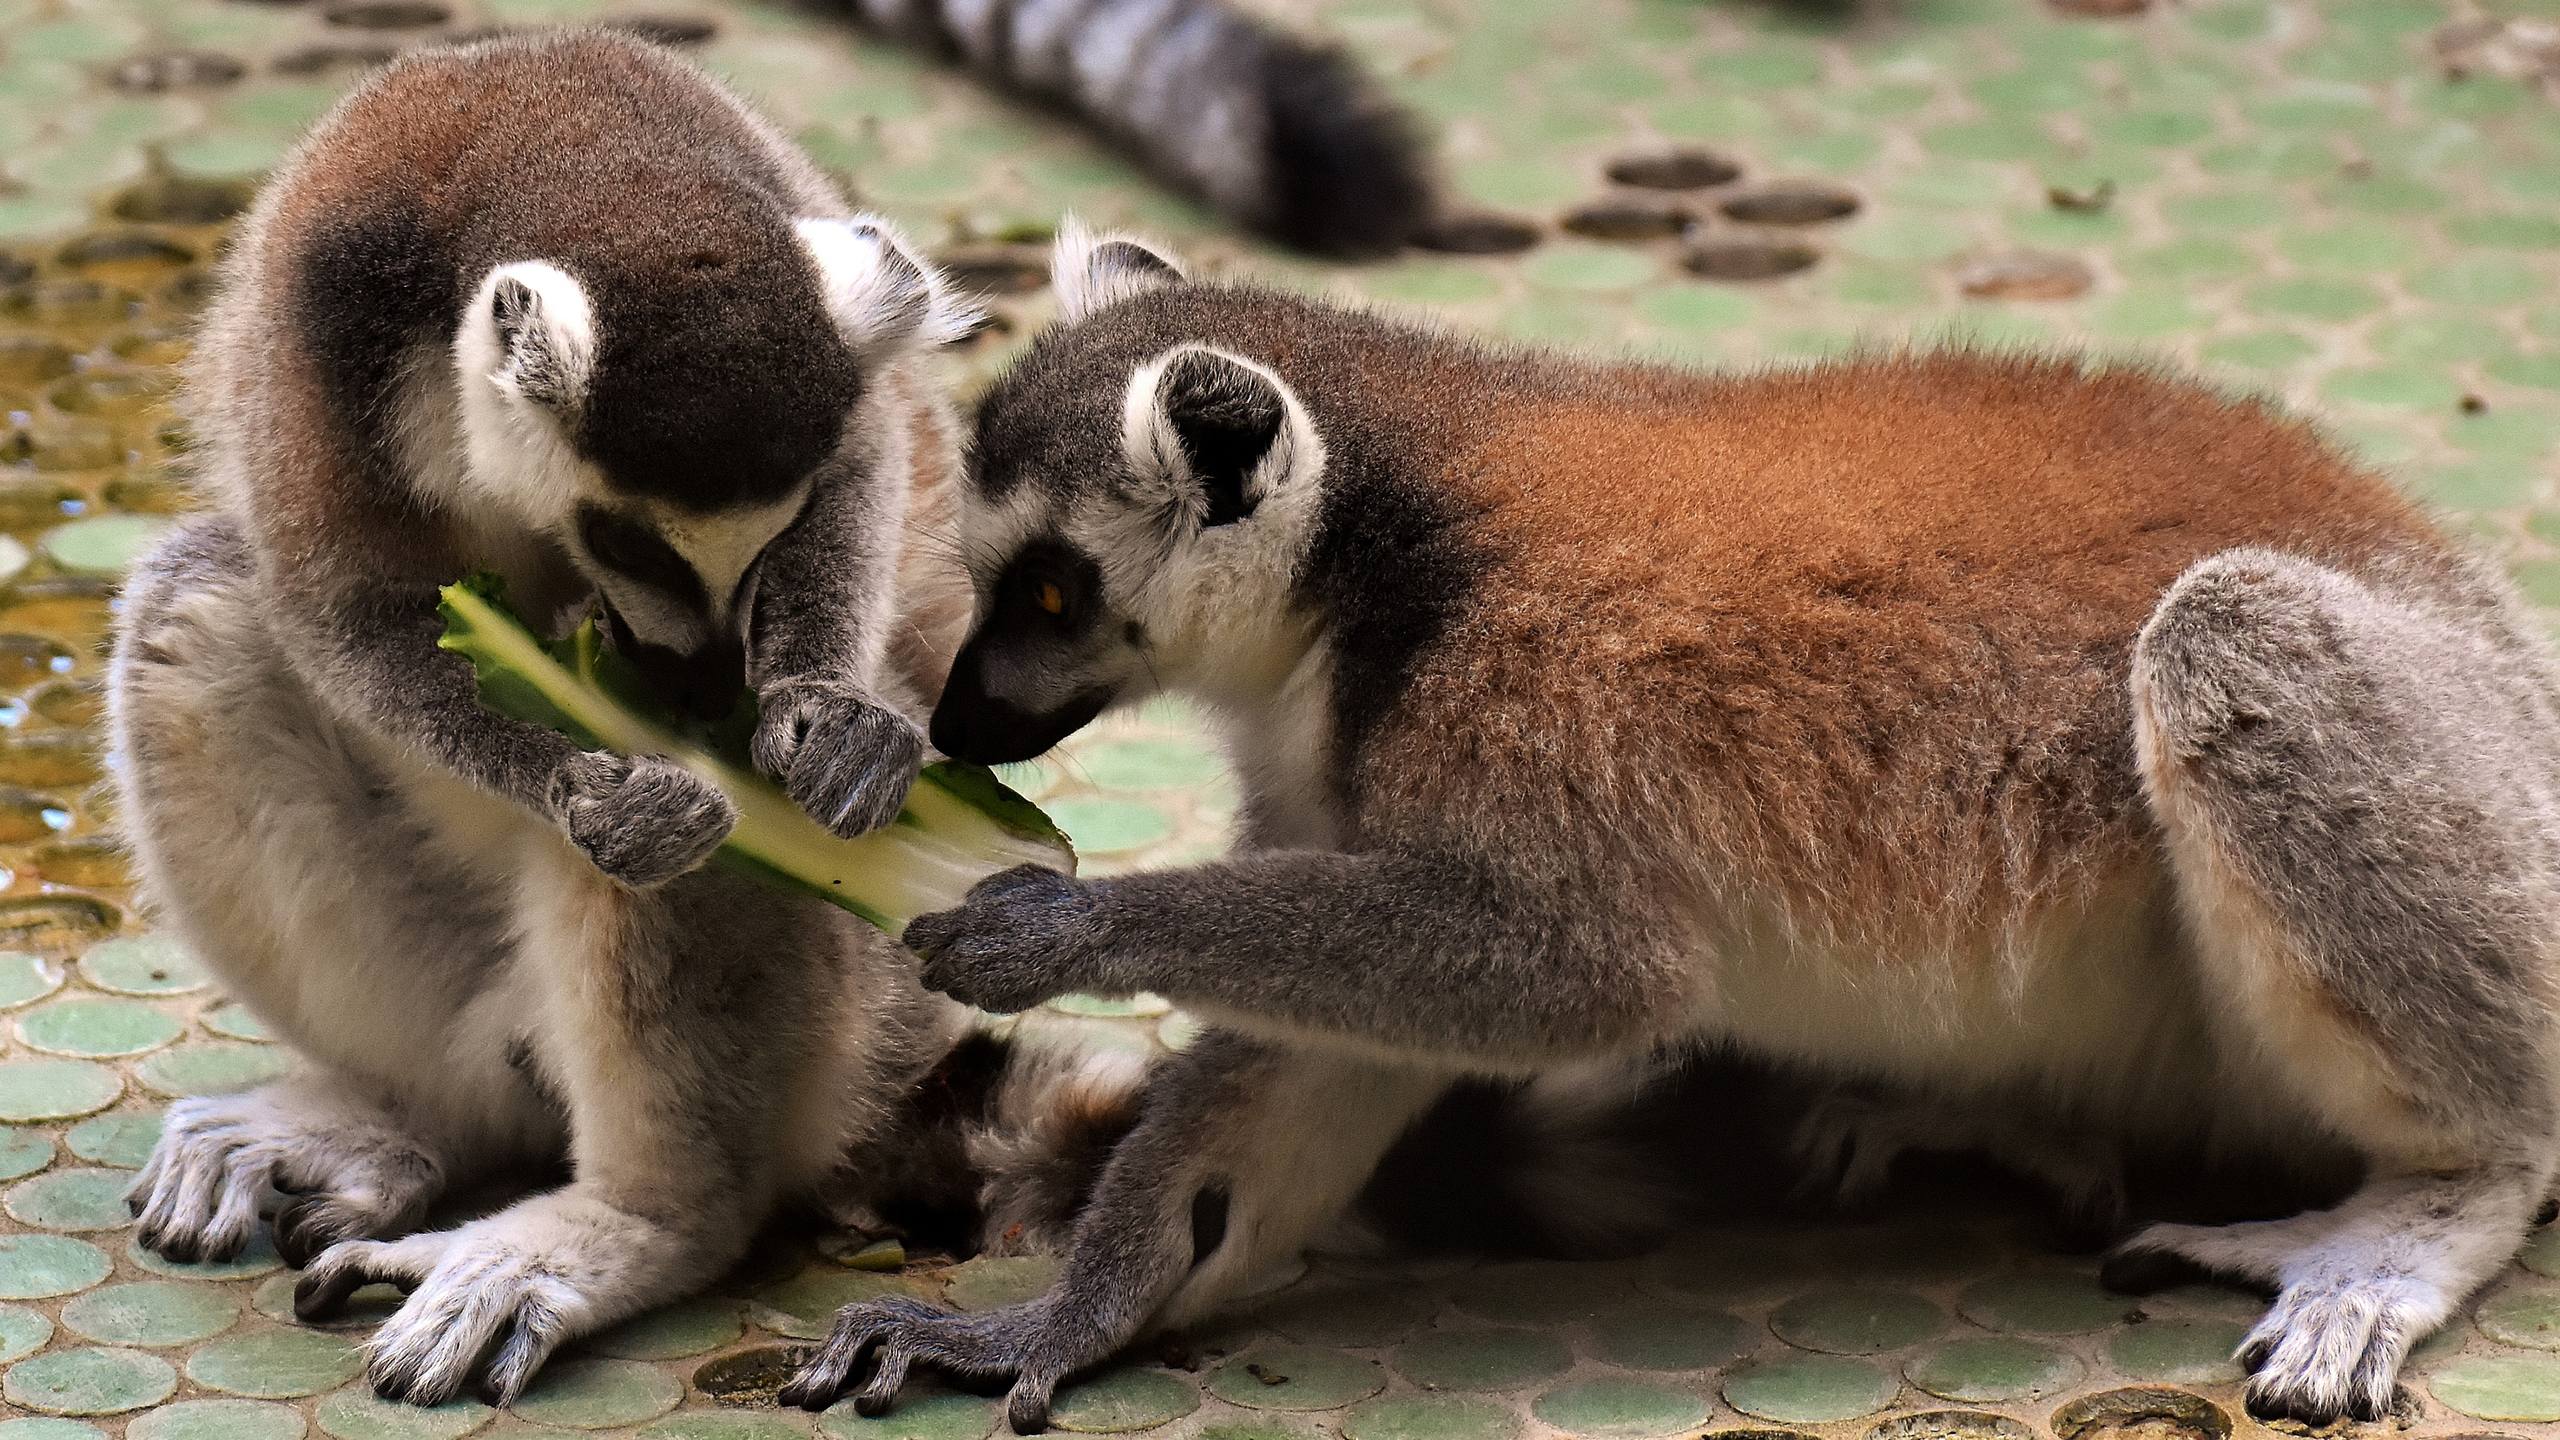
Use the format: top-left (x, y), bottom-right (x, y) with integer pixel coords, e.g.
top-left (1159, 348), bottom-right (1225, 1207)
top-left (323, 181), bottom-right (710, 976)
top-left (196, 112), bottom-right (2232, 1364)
top-left (904, 852), bottom-right (1687, 1063)
top-left (747, 456), bottom-right (929, 838)
top-left (260, 476), bottom-right (735, 889)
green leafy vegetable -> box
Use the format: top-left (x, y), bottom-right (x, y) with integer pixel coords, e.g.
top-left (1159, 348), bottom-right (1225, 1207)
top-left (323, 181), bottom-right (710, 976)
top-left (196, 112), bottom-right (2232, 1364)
top-left (437, 574), bottom-right (1073, 932)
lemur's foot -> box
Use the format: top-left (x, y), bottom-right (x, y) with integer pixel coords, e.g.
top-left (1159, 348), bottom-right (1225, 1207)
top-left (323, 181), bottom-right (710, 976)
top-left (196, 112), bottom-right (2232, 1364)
top-left (298, 1190), bottom-right (708, 1406)
top-left (781, 1295), bottom-right (1078, 1434)
top-left (128, 1085), bottom-right (441, 1265)
top-left (2104, 1168), bottom-right (2540, 1426)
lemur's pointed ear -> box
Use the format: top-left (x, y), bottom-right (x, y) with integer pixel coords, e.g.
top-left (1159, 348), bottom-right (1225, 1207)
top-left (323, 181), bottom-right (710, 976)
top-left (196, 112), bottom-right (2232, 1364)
top-left (1053, 219), bottom-right (1184, 323)
top-left (1122, 346), bottom-right (1323, 530)
top-left (476, 260), bottom-right (595, 412)
top-left (797, 215), bottom-right (983, 357)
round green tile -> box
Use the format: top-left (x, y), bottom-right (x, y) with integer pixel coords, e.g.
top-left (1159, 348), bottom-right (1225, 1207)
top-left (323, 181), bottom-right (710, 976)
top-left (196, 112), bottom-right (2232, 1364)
top-left (138, 1042), bottom-right (291, 1098)
top-left (81, 936), bottom-right (206, 996)
top-left (1362, 262), bottom-right (1503, 308)
top-left (2105, 1319), bottom-right (2245, 1383)
top-left (1340, 1393), bottom-right (1520, 1440)
top-left (2490, 355), bottom-right (2560, 394)
top-left (746, 1268), bottom-right (923, 1338)
top-left (0, 952), bottom-right (62, 1008)
top-left (1254, 1283), bottom-right (1437, 1348)
top-left (940, 1255), bottom-right (1062, 1313)
top-left (1907, 1336), bottom-right (2082, 1402)
top-left (1586, 1308), bottom-right (1754, 1370)
top-left (39, 517), bottom-right (170, 579)
top-left (19, 996), bottom-right (181, 1058)
top-left (509, 1358), bottom-right (683, 1429)
top-left (0, 1234), bottom-right (112, 1297)
top-left (0, 1423), bottom-right (105, 1440)
top-left (203, 1006), bottom-right (274, 1042)
top-left (1530, 1378), bottom-right (1708, 1438)
top-left (1447, 1261), bottom-right (1635, 1326)
top-left (7, 1167), bottom-right (133, 1231)
top-left (1769, 1287), bottom-right (1946, 1354)
top-left (1522, 245), bottom-right (1658, 295)
top-left (0, 1302), bottom-right (50, 1362)
top-left (815, 1392), bottom-right (997, 1440)
top-left (1721, 1354), bottom-right (1898, 1425)
top-left (2413, 256), bottom-right (2543, 308)
top-left (1043, 798), bottom-right (1174, 857)
top-left (1393, 1327), bottom-right (1571, 1391)
top-left (0, 1059), bottom-right (121, 1121)
top-left (314, 1388), bottom-right (495, 1440)
top-left (187, 1327), bottom-right (365, 1398)
top-left (1956, 1271), bottom-right (2129, 1335)
top-left (131, 1233), bottom-right (280, 1281)
top-left (1072, 737), bottom-right (1225, 791)
top-left (2432, 1351), bottom-right (2560, 1423)
top-left (61, 1280), bottom-right (237, 1347)
top-left (2246, 276), bottom-right (2383, 324)
top-left (1044, 1368), bottom-right (1199, 1434)
top-left (2323, 365), bottom-right (2466, 412)
top-left (64, 1111), bottom-right (161, 1168)
top-left (634, 1413), bottom-right (808, 1440)
top-left (2480, 1280), bottom-right (2560, 1350)
top-left (582, 1298), bottom-right (743, 1360)
top-left (1207, 1345), bottom-right (1385, 1411)
top-left (129, 1400), bottom-right (306, 1440)
top-left (0, 1126), bottom-right (50, 1180)
top-left (3, 1346), bottom-right (177, 1415)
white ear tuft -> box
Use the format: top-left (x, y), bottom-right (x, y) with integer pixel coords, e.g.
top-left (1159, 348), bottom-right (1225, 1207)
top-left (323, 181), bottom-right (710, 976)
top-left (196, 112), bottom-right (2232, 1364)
top-left (797, 214), bottom-right (983, 357)
top-left (470, 260), bottom-right (595, 412)
top-left (1052, 217), bottom-right (1184, 323)
top-left (1118, 344), bottom-right (1320, 530)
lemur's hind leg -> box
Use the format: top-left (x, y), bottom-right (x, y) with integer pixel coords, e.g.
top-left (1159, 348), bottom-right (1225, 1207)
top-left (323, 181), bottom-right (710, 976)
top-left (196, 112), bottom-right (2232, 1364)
top-left (129, 1076), bottom-right (448, 1266)
top-left (782, 1034), bottom-right (1447, 1432)
top-left (2110, 548), bottom-right (2560, 1425)
top-left (298, 860), bottom-right (907, 1407)
top-left (1791, 1082), bottom-right (2127, 1237)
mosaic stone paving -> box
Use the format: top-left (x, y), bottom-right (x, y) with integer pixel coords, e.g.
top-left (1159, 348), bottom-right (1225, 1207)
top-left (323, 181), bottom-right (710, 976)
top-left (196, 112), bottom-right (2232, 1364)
top-left (5, 0), bottom-right (2560, 1435)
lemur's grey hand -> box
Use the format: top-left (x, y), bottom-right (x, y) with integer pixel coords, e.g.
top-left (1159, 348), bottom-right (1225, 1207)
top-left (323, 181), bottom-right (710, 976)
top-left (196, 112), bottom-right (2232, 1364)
top-left (751, 678), bottom-right (924, 838)
top-left (903, 866), bottom-right (1103, 1013)
top-left (553, 752), bottom-right (736, 888)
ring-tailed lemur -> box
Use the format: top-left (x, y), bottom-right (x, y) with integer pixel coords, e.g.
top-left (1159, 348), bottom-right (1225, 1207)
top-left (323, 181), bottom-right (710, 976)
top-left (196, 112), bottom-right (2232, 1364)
top-left (105, 32), bottom-right (1143, 1406)
top-left (782, 228), bottom-right (2560, 1430)
top-left (839, 0), bottom-right (1430, 257)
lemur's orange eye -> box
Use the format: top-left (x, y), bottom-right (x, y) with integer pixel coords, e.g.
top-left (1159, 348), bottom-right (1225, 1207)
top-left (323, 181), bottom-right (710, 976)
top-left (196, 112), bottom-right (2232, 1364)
top-left (1036, 581), bottom-right (1066, 616)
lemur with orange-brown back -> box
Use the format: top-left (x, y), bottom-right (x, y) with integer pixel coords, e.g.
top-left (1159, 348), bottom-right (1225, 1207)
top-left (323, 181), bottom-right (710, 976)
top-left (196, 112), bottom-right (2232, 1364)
top-left (785, 228), bottom-right (2560, 1430)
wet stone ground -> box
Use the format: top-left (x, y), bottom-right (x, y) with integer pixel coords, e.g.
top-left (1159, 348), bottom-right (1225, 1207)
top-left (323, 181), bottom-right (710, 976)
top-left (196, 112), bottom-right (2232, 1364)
top-left (4, 0), bottom-right (2560, 1436)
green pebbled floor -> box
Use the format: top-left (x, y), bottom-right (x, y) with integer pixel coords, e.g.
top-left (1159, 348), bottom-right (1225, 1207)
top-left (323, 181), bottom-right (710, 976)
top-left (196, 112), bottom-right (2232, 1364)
top-left (5, 0), bottom-right (2560, 1435)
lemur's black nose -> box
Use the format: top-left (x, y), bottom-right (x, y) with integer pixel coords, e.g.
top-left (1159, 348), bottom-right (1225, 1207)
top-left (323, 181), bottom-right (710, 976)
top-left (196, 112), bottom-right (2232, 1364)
top-left (930, 645), bottom-right (1112, 766)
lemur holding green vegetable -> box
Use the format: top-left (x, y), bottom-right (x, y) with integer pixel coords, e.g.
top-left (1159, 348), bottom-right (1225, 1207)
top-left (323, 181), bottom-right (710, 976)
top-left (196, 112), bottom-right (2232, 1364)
top-left (105, 31), bottom-right (1139, 1407)
top-left (785, 229), bottom-right (2560, 1430)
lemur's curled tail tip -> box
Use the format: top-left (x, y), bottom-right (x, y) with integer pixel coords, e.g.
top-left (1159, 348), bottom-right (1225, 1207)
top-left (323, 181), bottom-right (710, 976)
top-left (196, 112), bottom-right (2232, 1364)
top-left (839, 0), bottom-right (1434, 258)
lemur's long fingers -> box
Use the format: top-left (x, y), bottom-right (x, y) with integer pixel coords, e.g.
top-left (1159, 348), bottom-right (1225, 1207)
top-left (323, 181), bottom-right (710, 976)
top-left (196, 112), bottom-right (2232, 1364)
top-left (781, 1306), bottom-right (899, 1410)
top-left (853, 1338), bottom-right (916, 1416)
top-left (294, 1238), bottom-right (427, 1320)
top-left (1006, 1374), bottom-right (1060, 1435)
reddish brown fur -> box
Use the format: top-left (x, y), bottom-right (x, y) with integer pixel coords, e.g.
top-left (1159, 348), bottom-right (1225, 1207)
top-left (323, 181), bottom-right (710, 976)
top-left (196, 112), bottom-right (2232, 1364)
top-left (1363, 350), bottom-right (2447, 951)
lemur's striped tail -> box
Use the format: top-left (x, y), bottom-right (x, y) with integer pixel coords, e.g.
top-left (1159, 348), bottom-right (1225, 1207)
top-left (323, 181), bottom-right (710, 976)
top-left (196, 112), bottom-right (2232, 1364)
top-left (841, 0), bottom-right (1433, 257)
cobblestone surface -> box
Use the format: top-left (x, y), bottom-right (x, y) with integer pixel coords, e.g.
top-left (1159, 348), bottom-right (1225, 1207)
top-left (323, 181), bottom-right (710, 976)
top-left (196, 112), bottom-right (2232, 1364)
top-left (3, 0), bottom-right (2560, 1437)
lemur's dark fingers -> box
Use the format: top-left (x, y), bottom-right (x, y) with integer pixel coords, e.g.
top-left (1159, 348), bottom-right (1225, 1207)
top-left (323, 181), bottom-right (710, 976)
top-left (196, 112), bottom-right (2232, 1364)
top-left (853, 1337), bottom-right (916, 1416)
top-left (781, 1306), bottom-right (900, 1409)
top-left (293, 1239), bottom-right (425, 1320)
top-left (1006, 1375), bottom-right (1060, 1435)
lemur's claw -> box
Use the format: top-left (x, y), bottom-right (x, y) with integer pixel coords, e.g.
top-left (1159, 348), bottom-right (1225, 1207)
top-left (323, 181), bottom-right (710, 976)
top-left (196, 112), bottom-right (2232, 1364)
top-left (752, 679), bottom-right (923, 838)
top-left (903, 867), bottom-right (1100, 1012)
top-left (557, 752), bottom-right (736, 887)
